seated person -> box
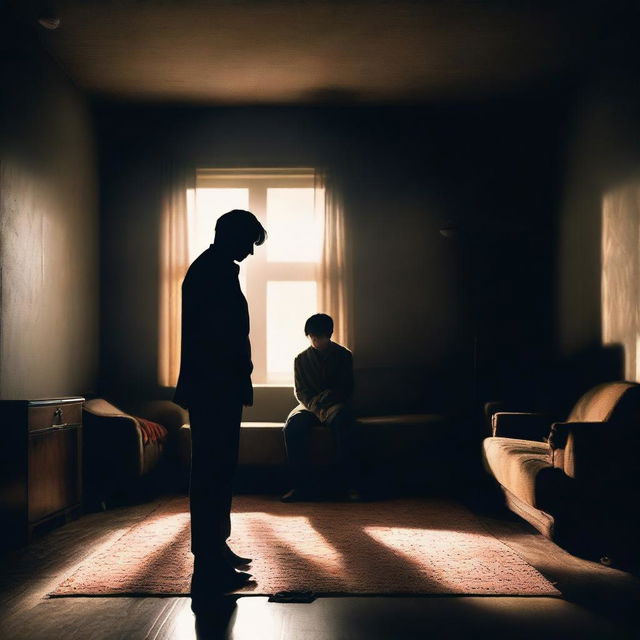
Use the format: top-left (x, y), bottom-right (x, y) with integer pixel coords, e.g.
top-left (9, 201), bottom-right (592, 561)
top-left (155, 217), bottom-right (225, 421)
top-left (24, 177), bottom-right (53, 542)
top-left (281, 313), bottom-right (360, 502)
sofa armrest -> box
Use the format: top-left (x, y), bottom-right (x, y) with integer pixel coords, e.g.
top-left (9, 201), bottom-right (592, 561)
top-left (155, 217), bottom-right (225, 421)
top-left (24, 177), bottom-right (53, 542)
top-left (491, 412), bottom-right (552, 441)
top-left (548, 421), bottom-right (610, 481)
top-left (484, 401), bottom-right (507, 433)
top-left (82, 410), bottom-right (145, 478)
top-left (135, 400), bottom-right (188, 436)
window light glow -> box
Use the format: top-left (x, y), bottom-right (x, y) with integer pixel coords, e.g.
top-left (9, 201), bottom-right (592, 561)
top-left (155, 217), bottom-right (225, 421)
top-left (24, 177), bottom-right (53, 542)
top-left (266, 188), bottom-right (324, 263)
top-left (267, 281), bottom-right (317, 378)
top-left (182, 174), bottom-right (323, 384)
top-left (187, 188), bottom-right (249, 261)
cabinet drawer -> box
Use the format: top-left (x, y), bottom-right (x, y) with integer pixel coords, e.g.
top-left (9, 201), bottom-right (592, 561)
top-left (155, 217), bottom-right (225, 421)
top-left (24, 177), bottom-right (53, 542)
top-left (28, 426), bottom-right (81, 523)
top-left (28, 402), bottom-right (82, 433)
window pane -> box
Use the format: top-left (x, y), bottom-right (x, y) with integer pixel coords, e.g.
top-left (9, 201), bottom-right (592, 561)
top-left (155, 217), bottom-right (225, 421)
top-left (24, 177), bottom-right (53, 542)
top-left (266, 188), bottom-right (324, 263)
top-left (267, 281), bottom-right (317, 379)
top-left (189, 188), bottom-right (249, 261)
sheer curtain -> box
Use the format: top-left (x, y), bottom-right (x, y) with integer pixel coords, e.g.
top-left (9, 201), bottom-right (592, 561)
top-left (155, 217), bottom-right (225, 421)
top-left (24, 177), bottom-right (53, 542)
top-left (158, 165), bottom-right (195, 387)
top-left (315, 170), bottom-right (353, 351)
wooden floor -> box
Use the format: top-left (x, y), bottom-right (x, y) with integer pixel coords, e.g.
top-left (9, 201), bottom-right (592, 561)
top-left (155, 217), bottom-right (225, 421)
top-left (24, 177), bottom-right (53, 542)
top-left (1, 494), bottom-right (639, 640)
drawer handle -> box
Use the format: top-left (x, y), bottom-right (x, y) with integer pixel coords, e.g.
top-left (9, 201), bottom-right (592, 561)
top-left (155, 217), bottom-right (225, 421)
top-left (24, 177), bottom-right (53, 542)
top-left (54, 407), bottom-right (64, 425)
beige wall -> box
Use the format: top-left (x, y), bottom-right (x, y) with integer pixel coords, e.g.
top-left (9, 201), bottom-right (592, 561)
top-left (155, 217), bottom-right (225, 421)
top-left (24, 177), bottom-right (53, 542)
top-left (557, 95), bottom-right (610, 358)
top-left (556, 76), bottom-right (640, 394)
top-left (0, 31), bottom-right (99, 399)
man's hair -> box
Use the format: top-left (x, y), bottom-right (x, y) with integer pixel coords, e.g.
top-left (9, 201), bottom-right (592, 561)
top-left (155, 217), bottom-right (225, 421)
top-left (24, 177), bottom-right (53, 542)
top-left (215, 209), bottom-right (267, 245)
top-left (304, 313), bottom-right (333, 337)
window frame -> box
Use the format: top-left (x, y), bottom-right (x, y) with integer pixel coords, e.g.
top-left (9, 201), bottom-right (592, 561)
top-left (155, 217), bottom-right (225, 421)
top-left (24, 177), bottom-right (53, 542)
top-left (194, 168), bottom-right (322, 385)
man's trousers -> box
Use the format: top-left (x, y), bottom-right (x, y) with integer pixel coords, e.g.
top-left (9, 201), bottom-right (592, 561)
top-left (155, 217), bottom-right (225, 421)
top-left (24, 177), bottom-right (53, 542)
top-left (188, 395), bottom-right (243, 567)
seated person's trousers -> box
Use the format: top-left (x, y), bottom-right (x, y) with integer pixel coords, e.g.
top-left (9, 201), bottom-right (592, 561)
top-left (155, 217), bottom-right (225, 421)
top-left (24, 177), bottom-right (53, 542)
top-left (283, 407), bottom-right (359, 490)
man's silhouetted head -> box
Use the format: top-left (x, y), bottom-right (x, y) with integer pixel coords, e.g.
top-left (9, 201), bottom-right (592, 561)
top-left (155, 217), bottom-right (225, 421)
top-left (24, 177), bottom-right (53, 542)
top-left (214, 209), bottom-right (267, 262)
top-left (305, 313), bottom-right (333, 350)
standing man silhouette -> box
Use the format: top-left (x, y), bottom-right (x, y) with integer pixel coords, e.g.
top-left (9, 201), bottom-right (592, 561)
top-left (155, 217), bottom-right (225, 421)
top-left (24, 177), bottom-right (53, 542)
top-left (174, 209), bottom-right (266, 602)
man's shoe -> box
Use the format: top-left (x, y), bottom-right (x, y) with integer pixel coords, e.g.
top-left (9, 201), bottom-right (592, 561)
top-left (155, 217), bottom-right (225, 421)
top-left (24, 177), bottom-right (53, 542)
top-left (191, 579), bottom-right (245, 616)
top-left (281, 488), bottom-right (309, 503)
top-left (190, 567), bottom-right (253, 606)
top-left (223, 543), bottom-right (252, 567)
top-left (193, 599), bottom-right (236, 634)
top-left (217, 568), bottom-right (254, 593)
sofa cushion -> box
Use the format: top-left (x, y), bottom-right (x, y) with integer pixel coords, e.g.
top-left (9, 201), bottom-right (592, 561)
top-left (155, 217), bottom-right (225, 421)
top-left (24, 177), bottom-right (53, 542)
top-left (177, 414), bottom-right (449, 468)
top-left (239, 422), bottom-right (287, 466)
top-left (178, 422), bottom-right (295, 468)
top-left (356, 414), bottom-right (445, 427)
top-left (482, 437), bottom-right (553, 509)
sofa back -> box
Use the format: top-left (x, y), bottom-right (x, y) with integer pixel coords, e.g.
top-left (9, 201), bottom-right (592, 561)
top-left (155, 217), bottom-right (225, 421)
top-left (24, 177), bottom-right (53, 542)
top-left (567, 382), bottom-right (640, 424)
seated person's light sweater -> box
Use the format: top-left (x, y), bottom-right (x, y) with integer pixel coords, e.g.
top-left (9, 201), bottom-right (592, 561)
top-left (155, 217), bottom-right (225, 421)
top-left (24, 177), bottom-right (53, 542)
top-left (289, 341), bottom-right (354, 423)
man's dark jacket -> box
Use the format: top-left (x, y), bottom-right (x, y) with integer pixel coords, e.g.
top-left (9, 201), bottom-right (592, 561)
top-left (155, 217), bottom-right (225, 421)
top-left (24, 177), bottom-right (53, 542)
top-left (174, 245), bottom-right (253, 409)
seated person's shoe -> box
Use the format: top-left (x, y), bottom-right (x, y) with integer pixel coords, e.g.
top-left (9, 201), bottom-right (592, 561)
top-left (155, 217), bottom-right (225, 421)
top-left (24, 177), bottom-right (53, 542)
top-left (222, 542), bottom-right (252, 567)
top-left (281, 487), bottom-right (310, 503)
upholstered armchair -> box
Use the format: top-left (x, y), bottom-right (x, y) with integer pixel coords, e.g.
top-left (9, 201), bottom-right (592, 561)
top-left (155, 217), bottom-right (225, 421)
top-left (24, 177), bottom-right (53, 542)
top-left (483, 381), bottom-right (640, 566)
top-left (133, 399), bottom-right (190, 489)
top-left (83, 398), bottom-right (181, 507)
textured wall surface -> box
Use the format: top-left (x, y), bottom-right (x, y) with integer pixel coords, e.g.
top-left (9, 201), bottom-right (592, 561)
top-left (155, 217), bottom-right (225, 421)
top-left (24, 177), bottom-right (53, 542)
top-left (0, 32), bottom-right (99, 399)
top-left (602, 182), bottom-right (640, 381)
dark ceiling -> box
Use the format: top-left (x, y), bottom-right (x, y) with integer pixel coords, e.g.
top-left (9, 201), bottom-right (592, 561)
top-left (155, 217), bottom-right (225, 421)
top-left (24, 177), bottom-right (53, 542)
top-left (11, 0), bottom-right (627, 104)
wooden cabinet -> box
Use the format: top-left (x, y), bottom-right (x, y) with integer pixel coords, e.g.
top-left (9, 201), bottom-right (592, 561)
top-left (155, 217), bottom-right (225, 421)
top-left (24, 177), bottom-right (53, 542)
top-left (0, 397), bottom-right (84, 547)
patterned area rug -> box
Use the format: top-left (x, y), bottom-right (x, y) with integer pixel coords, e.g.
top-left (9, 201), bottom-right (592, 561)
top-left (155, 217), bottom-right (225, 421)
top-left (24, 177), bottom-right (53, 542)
top-left (50, 496), bottom-right (559, 597)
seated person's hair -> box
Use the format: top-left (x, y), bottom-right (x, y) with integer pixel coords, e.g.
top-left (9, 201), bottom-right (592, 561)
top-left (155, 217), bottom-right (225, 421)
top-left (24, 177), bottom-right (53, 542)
top-left (304, 313), bottom-right (333, 337)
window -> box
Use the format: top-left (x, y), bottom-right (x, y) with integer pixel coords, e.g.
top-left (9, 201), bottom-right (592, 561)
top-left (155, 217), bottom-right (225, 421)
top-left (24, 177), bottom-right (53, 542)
top-left (187, 169), bottom-right (325, 384)
top-left (159, 166), bottom-right (349, 389)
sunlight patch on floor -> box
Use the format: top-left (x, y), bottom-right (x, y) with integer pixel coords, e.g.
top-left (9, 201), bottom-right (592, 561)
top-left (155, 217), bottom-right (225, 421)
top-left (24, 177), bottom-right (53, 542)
top-left (239, 513), bottom-right (346, 577)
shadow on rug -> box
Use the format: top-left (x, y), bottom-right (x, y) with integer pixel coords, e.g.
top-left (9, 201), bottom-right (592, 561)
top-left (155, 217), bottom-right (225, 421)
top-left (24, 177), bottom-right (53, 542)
top-left (50, 496), bottom-right (559, 597)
